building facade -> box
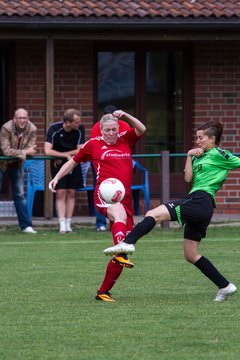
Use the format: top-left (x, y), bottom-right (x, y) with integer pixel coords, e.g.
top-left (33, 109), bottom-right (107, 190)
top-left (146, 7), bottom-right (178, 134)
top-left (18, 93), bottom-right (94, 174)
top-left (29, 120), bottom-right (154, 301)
top-left (0, 1), bottom-right (239, 215)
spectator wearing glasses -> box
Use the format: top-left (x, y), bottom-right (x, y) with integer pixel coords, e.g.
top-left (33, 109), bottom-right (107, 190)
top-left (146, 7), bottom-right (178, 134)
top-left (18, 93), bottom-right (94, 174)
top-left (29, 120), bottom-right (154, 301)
top-left (0, 108), bottom-right (38, 233)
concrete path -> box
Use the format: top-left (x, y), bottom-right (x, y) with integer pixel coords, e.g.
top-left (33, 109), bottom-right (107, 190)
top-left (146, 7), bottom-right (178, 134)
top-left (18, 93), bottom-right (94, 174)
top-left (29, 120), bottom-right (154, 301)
top-left (0, 213), bottom-right (240, 230)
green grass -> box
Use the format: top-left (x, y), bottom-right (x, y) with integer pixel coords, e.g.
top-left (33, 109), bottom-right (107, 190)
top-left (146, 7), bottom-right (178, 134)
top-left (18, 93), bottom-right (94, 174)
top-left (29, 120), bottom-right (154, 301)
top-left (0, 226), bottom-right (239, 360)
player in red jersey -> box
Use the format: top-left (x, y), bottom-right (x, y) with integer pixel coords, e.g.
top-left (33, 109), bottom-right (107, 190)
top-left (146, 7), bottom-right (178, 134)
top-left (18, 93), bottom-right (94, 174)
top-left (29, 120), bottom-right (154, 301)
top-left (91, 105), bottom-right (130, 138)
top-left (90, 105), bottom-right (131, 232)
top-left (49, 110), bottom-right (146, 302)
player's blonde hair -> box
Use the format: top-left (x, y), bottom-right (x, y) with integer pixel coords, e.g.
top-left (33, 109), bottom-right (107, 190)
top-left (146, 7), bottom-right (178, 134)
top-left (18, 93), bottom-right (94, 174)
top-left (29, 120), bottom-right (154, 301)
top-left (100, 114), bottom-right (118, 130)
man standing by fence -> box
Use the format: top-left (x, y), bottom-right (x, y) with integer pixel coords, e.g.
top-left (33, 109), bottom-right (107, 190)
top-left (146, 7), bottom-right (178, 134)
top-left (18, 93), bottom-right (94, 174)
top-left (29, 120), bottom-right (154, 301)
top-left (44, 108), bottom-right (85, 233)
top-left (0, 108), bottom-right (38, 233)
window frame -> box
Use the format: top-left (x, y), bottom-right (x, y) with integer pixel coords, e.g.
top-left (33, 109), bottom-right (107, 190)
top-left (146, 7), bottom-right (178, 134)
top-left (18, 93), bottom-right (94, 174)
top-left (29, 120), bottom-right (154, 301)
top-left (94, 42), bottom-right (192, 154)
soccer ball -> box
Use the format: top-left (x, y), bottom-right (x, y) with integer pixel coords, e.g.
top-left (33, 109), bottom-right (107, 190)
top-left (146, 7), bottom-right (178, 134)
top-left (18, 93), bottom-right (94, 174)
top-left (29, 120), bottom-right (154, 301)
top-left (99, 178), bottom-right (125, 204)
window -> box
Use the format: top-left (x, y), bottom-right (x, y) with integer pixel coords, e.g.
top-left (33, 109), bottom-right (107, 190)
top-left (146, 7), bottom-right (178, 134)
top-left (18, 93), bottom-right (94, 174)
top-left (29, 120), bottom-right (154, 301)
top-left (0, 46), bottom-right (10, 128)
top-left (97, 46), bottom-right (191, 198)
top-left (0, 45), bottom-right (11, 198)
top-left (146, 51), bottom-right (184, 173)
top-left (97, 52), bottom-right (135, 119)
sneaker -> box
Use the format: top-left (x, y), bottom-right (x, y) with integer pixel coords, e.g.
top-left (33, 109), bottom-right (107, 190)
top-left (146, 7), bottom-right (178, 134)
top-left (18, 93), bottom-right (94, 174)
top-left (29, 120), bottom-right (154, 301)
top-left (103, 242), bottom-right (135, 256)
top-left (97, 225), bottom-right (106, 232)
top-left (65, 226), bottom-right (73, 233)
top-left (95, 291), bottom-right (115, 302)
top-left (65, 219), bottom-right (72, 233)
top-left (214, 283), bottom-right (237, 302)
top-left (59, 225), bottom-right (66, 234)
top-left (59, 218), bottom-right (66, 233)
top-left (22, 226), bottom-right (37, 234)
top-left (112, 254), bottom-right (134, 268)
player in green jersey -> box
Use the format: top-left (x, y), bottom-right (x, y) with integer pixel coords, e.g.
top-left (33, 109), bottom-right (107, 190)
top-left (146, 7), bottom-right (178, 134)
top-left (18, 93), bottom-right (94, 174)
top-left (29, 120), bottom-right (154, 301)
top-left (103, 121), bottom-right (240, 302)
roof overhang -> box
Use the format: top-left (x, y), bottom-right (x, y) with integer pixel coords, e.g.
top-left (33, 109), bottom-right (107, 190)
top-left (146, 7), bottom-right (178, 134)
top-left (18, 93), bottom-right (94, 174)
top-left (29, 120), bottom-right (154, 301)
top-left (0, 16), bottom-right (240, 40)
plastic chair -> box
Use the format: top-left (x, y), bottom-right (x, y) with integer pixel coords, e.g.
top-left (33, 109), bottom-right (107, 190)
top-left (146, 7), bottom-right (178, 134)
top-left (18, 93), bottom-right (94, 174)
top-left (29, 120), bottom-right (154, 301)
top-left (131, 160), bottom-right (150, 215)
top-left (24, 159), bottom-right (96, 217)
top-left (76, 161), bottom-right (96, 216)
top-left (23, 160), bottom-right (45, 216)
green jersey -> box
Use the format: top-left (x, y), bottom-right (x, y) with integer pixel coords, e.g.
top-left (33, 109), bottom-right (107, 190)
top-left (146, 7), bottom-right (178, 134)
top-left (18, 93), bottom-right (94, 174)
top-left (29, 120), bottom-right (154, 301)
top-left (189, 147), bottom-right (240, 201)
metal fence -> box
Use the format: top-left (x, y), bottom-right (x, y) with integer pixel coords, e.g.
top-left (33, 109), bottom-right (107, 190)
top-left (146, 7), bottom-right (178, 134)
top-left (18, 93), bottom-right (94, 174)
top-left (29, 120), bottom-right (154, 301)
top-left (0, 152), bottom-right (174, 227)
top-left (1, 152), bottom-right (240, 227)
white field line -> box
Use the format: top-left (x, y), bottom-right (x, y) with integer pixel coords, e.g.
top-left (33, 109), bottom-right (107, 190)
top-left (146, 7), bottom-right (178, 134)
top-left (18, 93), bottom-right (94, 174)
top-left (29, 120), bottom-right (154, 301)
top-left (0, 238), bottom-right (239, 246)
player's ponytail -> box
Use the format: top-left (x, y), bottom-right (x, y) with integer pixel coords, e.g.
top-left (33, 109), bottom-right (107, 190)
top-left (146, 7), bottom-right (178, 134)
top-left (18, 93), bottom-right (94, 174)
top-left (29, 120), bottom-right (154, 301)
top-left (197, 121), bottom-right (223, 145)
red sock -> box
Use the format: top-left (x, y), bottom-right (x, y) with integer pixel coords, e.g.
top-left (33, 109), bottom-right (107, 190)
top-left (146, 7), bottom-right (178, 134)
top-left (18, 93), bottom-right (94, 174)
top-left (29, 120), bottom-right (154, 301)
top-left (111, 222), bottom-right (126, 245)
top-left (97, 222), bottom-right (126, 293)
top-left (98, 259), bottom-right (123, 293)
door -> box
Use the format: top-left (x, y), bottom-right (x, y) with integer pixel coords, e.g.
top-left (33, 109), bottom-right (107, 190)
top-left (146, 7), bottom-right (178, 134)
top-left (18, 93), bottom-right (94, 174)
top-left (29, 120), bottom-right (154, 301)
top-left (0, 45), bottom-right (12, 199)
top-left (96, 46), bottom-right (192, 200)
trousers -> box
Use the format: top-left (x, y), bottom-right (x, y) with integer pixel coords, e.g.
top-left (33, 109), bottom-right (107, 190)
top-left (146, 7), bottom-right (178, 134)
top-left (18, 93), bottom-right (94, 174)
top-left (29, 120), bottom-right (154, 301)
top-left (0, 166), bottom-right (32, 230)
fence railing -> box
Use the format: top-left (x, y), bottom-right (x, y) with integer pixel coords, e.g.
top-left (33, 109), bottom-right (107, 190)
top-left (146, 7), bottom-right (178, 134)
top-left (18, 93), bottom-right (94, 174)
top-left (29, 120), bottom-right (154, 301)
top-left (1, 152), bottom-right (240, 226)
top-left (0, 153), bottom-right (172, 206)
top-left (0, 153), bottom-right (172, 227)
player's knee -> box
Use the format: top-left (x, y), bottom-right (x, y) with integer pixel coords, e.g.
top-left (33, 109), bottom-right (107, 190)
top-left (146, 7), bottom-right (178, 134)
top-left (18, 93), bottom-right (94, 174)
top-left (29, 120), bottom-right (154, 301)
top-left (114, 213), bottom-right (127, 224)
top-left (146, 208), bottom-right (167, 225)
top-left (184, 253), bottom-right (193, 263)
top-left (145, 210), bottom-right (159, 225)
top-left (107, 203), bottom-right (127, 223)
top-left (67, 189), bottom-right (75, 198)
top-left (56, 189), bottom-right (66, 200)
top-left (145, 209), bottom-right (156, 219)
top-left (184, 251), bottom-right (197, 264)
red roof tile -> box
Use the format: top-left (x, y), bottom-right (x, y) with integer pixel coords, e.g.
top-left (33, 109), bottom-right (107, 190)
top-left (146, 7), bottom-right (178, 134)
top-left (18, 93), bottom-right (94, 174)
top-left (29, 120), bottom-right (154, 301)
top-left (0, 0), bottom-right (239, 19)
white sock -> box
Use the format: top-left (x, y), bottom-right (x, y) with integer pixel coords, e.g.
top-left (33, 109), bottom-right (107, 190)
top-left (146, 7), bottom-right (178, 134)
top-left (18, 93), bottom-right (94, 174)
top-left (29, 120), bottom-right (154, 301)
top-left (59, 217), bottom-right (66, 232)
top-left (65, 218), bottom-right (72, 232)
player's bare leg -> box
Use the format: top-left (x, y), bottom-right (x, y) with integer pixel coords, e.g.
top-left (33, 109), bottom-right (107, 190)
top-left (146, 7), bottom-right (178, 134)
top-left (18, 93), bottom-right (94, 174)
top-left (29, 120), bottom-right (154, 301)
top-left (103, 205), bottom-right (171, 255)
top-left (105, 203), bottom-right (135, 267)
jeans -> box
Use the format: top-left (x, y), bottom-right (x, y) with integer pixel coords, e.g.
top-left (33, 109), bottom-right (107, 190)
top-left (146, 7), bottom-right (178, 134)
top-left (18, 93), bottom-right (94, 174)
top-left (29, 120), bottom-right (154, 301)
top-left (96, 209), bottom-right (106, 228)
top-left (0, 166), bottom-right (32, 230)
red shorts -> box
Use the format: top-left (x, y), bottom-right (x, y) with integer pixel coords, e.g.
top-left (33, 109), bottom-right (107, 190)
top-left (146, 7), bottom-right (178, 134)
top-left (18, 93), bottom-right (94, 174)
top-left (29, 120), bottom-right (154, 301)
top-left (94, 186), bottom-right (134, 232)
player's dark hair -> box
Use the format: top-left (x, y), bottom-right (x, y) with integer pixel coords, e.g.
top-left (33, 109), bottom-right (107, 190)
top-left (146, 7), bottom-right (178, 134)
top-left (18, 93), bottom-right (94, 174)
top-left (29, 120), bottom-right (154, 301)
top-left (63, 109), bottom-right (81, 123)
top-left (104, 105), bottom-right (117, 114)
top-left (197, 121), bottom-right (223, 145)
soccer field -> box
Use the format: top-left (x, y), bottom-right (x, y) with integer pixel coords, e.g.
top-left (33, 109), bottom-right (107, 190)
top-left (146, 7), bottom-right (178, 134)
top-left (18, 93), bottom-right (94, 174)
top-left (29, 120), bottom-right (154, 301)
top-left (0, 226), bottom-right (239, 360)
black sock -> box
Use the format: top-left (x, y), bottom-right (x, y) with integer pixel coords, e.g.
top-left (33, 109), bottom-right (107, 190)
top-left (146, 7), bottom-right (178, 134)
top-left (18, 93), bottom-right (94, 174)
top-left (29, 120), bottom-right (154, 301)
top-left (124, 216), bottom-right (156, 245)
top-left (194, 256), bottom-right (229, 289)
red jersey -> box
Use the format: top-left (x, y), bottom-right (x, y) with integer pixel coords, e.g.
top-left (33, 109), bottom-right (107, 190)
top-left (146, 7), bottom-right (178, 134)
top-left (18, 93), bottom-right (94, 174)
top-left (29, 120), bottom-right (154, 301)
top-left (73, 128), bottom-right (139, 192)
top-left (74, 127), bottom-right (142, 231)
top-left (90, 120), bottom-right (130, 138)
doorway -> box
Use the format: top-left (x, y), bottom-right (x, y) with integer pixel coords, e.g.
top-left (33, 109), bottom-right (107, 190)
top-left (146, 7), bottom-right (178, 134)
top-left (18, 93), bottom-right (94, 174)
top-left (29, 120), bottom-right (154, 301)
top-left (97, 45), bottom-right (192, 199)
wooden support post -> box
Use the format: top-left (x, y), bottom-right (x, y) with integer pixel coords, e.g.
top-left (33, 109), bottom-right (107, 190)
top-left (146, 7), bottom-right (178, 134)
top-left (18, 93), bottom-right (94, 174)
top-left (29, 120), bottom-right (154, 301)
top-left (161, 150), bottom-right (170, 229)
top-left (44, 37), bottom-right (54, 219)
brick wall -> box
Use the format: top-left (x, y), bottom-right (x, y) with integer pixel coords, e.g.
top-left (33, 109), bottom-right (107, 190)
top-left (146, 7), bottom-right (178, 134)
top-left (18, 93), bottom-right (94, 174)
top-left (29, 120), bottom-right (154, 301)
top-left (15, 40), bottom-right (94, 215)
top-left (15, 40), bottom-right (46, 145)
top-left (193, 41), bottom-right (240, 214)
top-left (14, 40), bottom-right (240, 216)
